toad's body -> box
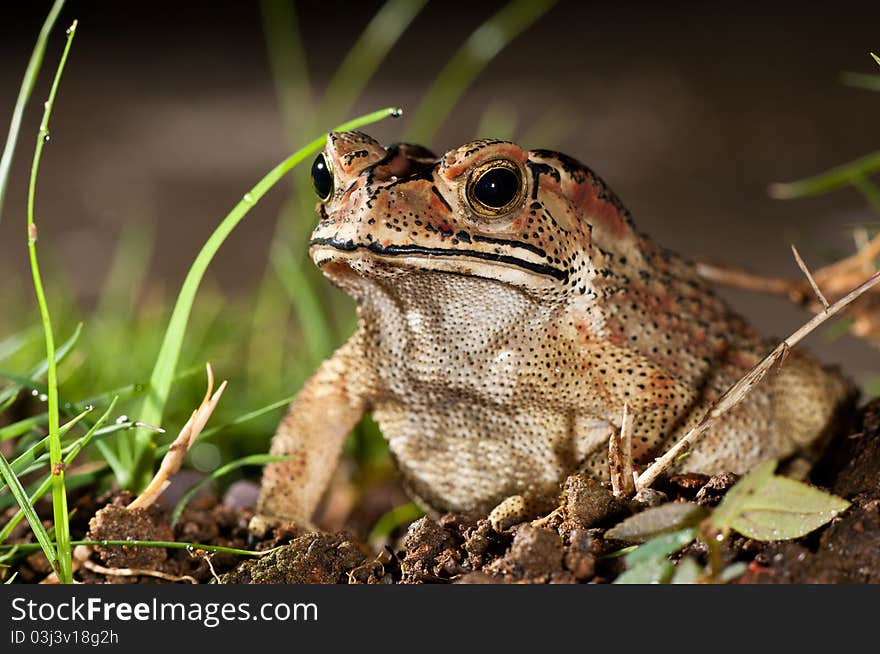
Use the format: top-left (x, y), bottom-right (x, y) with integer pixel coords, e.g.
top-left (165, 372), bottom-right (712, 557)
top-left (254, 131), bottom-right (850, 528)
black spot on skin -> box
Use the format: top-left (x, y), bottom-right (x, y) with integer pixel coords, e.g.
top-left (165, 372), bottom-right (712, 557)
top-left (342, 149), bottom-right (369, 166)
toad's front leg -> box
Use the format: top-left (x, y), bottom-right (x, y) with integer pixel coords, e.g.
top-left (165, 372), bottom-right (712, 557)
top-left (250, 334), bottom-right (370, 535)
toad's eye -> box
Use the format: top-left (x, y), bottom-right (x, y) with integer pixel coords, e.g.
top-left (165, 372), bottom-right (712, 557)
top-left (466, 160), bottom-right (523, 216)
top-left (310, 153), bottom-right (334, 201)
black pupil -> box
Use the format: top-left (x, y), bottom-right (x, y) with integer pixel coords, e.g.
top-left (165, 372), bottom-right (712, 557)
top-left (311, 154), bottom-right (333, 200)
top-left (473, 167), bottom-right (519, 209)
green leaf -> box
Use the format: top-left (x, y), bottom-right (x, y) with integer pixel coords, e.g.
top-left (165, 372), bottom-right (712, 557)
top-left (625, 528), bottom-right (697, 566)
top-left (711, 459), bottom-right (850, 541)
top-left (368, 502), bottom-right (426, 548)
top-left (872, 52), bottom-right (880, 67)
top-left (606, 502), bottom-right (707, 543)
top-left (728, 476), bottom-right (850, 541)
top-left (614, 558), bottom-right (674, 584)
top-left (719, 561), bottom-right (747, 583)
top-left (711, 459), bottom-right (776, 531)
top-left (670, 557), bottom-right (703, 584)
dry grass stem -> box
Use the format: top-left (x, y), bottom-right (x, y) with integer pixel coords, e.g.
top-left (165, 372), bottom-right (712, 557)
top-left (608, 402), bottom-right (635, 498)
top-left (128, 363), bottom-right (226, 510)
top-left (636, 269), bottom-right (880, 491)
top-left (791, 244), bottom-right (829, 309)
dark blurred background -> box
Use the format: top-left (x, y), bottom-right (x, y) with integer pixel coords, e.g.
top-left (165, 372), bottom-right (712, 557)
top-left (1, 0), bottom-right (878, 384)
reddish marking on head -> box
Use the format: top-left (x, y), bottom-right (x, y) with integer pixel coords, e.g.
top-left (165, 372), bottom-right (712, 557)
top-left (570, 180), bottom-right (631, 240)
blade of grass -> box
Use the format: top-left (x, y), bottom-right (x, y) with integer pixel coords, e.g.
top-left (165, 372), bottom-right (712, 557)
top-left (270, 240), bottom-right (335, 363)
top-left (0, 327), bottom-right (39, 365)
top-left (474, 101), bottom-right (519, 141)
top-left (171, 453), bottom-right (289, 526)
top-left (840, 71), bottom-right (880, 92)
top-left (258, 0), bottom-right (425, 385)
top-left (403, 0), bottom-right (558, 144)
top-left (853, 176), bottom-right (880, 212)
top-left (0, 539), bottom-right (272, 559)
top-left (131, 106), bottom-right (402, 491)
top-left (0, 465), bottom-right (106, 515)
top-left (0, 380), bottom-right (141, 443)
top-left (4, 407), bottom-right (91, 481)
top-left (319, 0), bottom-right (427, 122)
top-left (24, 18), bottom-right (78, 584)
top-left (0, 323), bottom-right (82, 410)
top-left (768, 151), bottom-right (880, 199)
top-left (260, 0), bottom-right (313, 140)
top-left (0, 399), bottom-right (116, 543)
top-left (0, 0), bottom-right (65, 224)
top-left (0, 449), bottom-right (58, 572)
top-left (0, 415), bottom-right (46, 442)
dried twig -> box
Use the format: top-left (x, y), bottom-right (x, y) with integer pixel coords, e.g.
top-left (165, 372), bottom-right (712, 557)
top-left (698, 230), bottom-right (880, 310)
top-left (82, 559), bottom-right (197, 584)
top-left (791, 244), bottom-right (829, 309)
top-left (608, 402), bottom-right (635, 498)
top-left (636, 269), bottom-right (880, 491)
top-left (696, 261), bottom-right (799, 300)
top-left (128, 364), bottom-right (226, 510)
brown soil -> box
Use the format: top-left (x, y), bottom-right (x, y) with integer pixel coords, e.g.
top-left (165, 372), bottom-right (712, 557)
top-left (6, 400), bottom-right (880, 584)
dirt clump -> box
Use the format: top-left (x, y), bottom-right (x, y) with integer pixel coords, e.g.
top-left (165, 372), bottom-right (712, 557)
top-left (217, 532), bottom-right (366, 584)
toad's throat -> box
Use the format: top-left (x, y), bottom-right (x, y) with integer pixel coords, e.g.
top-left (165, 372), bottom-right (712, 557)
top-left (309, 236), bottom-right (568, 282)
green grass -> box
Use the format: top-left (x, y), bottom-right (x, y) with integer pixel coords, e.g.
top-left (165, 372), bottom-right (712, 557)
top-left (0, 0), bottom-right (65, 225)
top-left (0, 0), bottom-right (558, 583)
top-left (22, 18), bottom-right (78, 584)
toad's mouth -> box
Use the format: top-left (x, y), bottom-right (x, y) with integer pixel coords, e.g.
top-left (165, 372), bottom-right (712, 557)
top-left (309, 236), bottom-right (568, 284)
